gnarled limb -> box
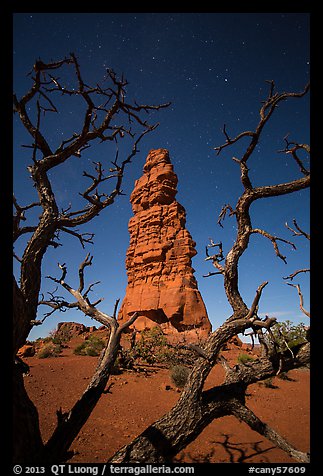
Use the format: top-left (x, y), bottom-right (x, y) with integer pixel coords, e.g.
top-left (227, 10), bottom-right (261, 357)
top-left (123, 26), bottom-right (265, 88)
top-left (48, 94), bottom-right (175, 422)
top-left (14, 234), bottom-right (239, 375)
top-left (285, 219), bottom-right (310, 240)
top-left (283, 268), bottom-right (310, 281)
top-left (287, 283), bottom-right (310, 318)
top-left (251, 228), bottom-right (296, 264)
top-left (229, 401), bottom-right (309, 463)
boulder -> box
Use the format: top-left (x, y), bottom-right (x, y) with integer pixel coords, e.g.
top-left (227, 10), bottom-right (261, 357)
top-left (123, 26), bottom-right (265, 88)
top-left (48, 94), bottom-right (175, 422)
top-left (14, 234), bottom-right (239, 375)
top-left (17, 344), bottom-right (35, 358)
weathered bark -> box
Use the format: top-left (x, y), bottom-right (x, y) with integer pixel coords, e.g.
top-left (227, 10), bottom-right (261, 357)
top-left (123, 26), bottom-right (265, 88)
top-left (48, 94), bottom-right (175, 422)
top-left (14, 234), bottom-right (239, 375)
top-left (13, 279), bottom-right (47, 463)
top-left (13, 277), bottom-right (34, 358)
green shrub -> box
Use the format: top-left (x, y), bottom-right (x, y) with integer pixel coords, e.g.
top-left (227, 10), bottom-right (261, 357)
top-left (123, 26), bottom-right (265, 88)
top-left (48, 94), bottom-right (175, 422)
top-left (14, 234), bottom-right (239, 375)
top-left (74, 342), bottom-right (87, 355)
top-left (38, 342), bottom-right (62, 359)
top-left (73, 335), bottom-right (105, 356)
top-left (133, 326), bottom-right (168, 364)
top-left (237, 353), bottom-right (255, 365)
top-left (170, 364), bottom-right (190, 388)
top-left (265, 320), bottom-right (308, 352)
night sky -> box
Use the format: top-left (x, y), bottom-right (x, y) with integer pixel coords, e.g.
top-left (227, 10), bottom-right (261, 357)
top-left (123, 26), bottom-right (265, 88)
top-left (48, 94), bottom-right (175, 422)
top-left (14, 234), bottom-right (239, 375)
top-left (13, 12), bottom-right (310, 340)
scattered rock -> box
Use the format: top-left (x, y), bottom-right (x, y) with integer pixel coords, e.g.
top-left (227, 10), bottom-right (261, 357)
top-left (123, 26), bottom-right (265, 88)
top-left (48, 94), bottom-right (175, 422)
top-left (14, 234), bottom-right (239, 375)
top-left (160, 382), bottom-right (172, 391)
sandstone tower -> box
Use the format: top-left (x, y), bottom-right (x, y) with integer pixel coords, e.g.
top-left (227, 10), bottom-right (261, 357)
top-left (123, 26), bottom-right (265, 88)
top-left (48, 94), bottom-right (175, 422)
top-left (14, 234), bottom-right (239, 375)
top-left (118, 149), bottom-right (212, 339)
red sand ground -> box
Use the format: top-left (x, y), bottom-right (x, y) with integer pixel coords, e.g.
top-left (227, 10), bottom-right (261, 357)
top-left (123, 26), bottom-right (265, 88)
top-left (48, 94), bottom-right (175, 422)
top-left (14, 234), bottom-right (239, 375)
top-left (23, 340), bottom-right (310, 464)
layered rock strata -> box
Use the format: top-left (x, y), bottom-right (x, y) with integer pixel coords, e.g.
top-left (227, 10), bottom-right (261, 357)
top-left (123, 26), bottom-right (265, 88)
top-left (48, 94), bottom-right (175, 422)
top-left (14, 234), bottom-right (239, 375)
top-left (118, 149), bottom-right (212, 339)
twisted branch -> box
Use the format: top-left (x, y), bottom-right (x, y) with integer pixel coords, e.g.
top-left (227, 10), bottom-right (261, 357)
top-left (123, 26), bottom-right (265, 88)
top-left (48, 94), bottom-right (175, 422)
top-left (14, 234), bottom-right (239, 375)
top-left (251, 228), bottom-right (296, 264)
top-left (287, 283), bottom-right (310, 318)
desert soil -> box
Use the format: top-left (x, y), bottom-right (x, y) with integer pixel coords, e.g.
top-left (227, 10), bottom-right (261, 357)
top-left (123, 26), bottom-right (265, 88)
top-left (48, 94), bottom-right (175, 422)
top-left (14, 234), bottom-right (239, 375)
top-left (23, 340), bottom-right (310, 464)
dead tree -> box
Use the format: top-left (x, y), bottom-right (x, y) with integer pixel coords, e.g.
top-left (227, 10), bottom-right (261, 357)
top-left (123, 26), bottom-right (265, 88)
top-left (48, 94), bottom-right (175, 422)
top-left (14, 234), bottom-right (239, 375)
top-left (13, 54), bottom-right (169, 464)
top-left (37, 255), bottom-right (138, 462)
top-left (108, 81), bottom-right (310, 463)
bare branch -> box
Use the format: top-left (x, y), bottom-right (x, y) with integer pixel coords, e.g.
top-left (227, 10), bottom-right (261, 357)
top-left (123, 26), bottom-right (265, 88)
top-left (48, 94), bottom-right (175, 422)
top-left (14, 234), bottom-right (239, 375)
top-left (83, 281), bottom-right (101, 299)
top-left (214, 82), bottom-right (310, 194)
top-left (230, 401), bottom-right (309, 463)
top-left (283, 268), bottom-right (310, 281)
top-left (279, 135), bottom-right (310, 176)
top-left (58, 126), bottom-right (159, 229)
top-left (209, 84), bottom-right (309, 317)
top-left (38, 299), bottom-right (79, 321)
top-left (202, 271), bottom-right (223, 278)
top-left (204, 239), bottom-right (225, 274)
top-left (41, 255), bottom-right (139, 463)
top-left (13, 195), bottom-right (41, 242)
top-left (251, 228), bottom-right (296, 264)
top-left (217, 204), bottom-right (236, 228)
top-left (285, 219), bottom-right (310, 240)
top-left (214, 124), bottom-right (255, 156)
top-left (117, 312), bottom-right (139, 335)
top-left (245, 281), bottom-right (269, 321)
top-left (287, 283), bottom-right (310, 318)
top-left (113, 299), bottom-right (120, 319)
top-left (78, 253), bottom-right (93, 293)
top-left (59, 227), bottom-right (95, 248)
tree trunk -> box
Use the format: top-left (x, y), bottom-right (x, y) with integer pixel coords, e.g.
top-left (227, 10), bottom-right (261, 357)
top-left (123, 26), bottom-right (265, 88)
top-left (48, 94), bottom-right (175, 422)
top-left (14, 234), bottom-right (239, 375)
top-left (13, 364), bottom-right (45, 464)
top-left (13, 278), bottom-right (45, 463)
top-left (43, 381), bottom-right (107, 463)
top-left (42, 329), bottom-right (123, 463)
top-left (13, 277), bottom-right (33, 357)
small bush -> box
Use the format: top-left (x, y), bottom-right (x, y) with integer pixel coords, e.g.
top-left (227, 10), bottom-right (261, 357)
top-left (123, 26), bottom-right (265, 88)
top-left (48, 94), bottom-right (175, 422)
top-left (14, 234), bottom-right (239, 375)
top-left (73, 335), bottom-right (105, 356)
top-left (170, 364), bottom-right (190, 388)
top-left (265, 320), bottom-right (308, 352)
top-left (38, 342), bottom-right (62, 359)
top-left (237, 353), bottom-right (255, 365)
top-left (74, 342), bottom-right (87, 355)
top-left (85, 346), bottom-right (101, 357)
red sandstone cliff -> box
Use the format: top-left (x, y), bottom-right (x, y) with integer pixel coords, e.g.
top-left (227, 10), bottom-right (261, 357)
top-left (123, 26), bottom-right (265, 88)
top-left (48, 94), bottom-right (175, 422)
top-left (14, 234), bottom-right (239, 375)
top-left (118, 149), bottom-right (212, 340)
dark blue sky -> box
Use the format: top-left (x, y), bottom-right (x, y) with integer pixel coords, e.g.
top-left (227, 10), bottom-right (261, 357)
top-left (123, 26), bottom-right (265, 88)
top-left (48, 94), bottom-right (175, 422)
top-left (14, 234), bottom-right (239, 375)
top-left (13, 12), bottom-right (310, 340)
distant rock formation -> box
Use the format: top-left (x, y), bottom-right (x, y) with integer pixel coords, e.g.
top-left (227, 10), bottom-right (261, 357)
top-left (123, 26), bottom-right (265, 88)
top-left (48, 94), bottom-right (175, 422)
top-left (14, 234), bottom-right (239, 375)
top-left (55, 322), bottom-right (97, 339)
top-left (56, 322), bottom-right (88, 337)
top-left (118, 148), bottom-right (212, 340)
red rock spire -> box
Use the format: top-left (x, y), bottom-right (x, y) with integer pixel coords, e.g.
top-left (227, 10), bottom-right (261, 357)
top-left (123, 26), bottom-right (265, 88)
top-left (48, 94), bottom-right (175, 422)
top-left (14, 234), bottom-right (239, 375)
top-left (118, 149), bottom-right (212, 340)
